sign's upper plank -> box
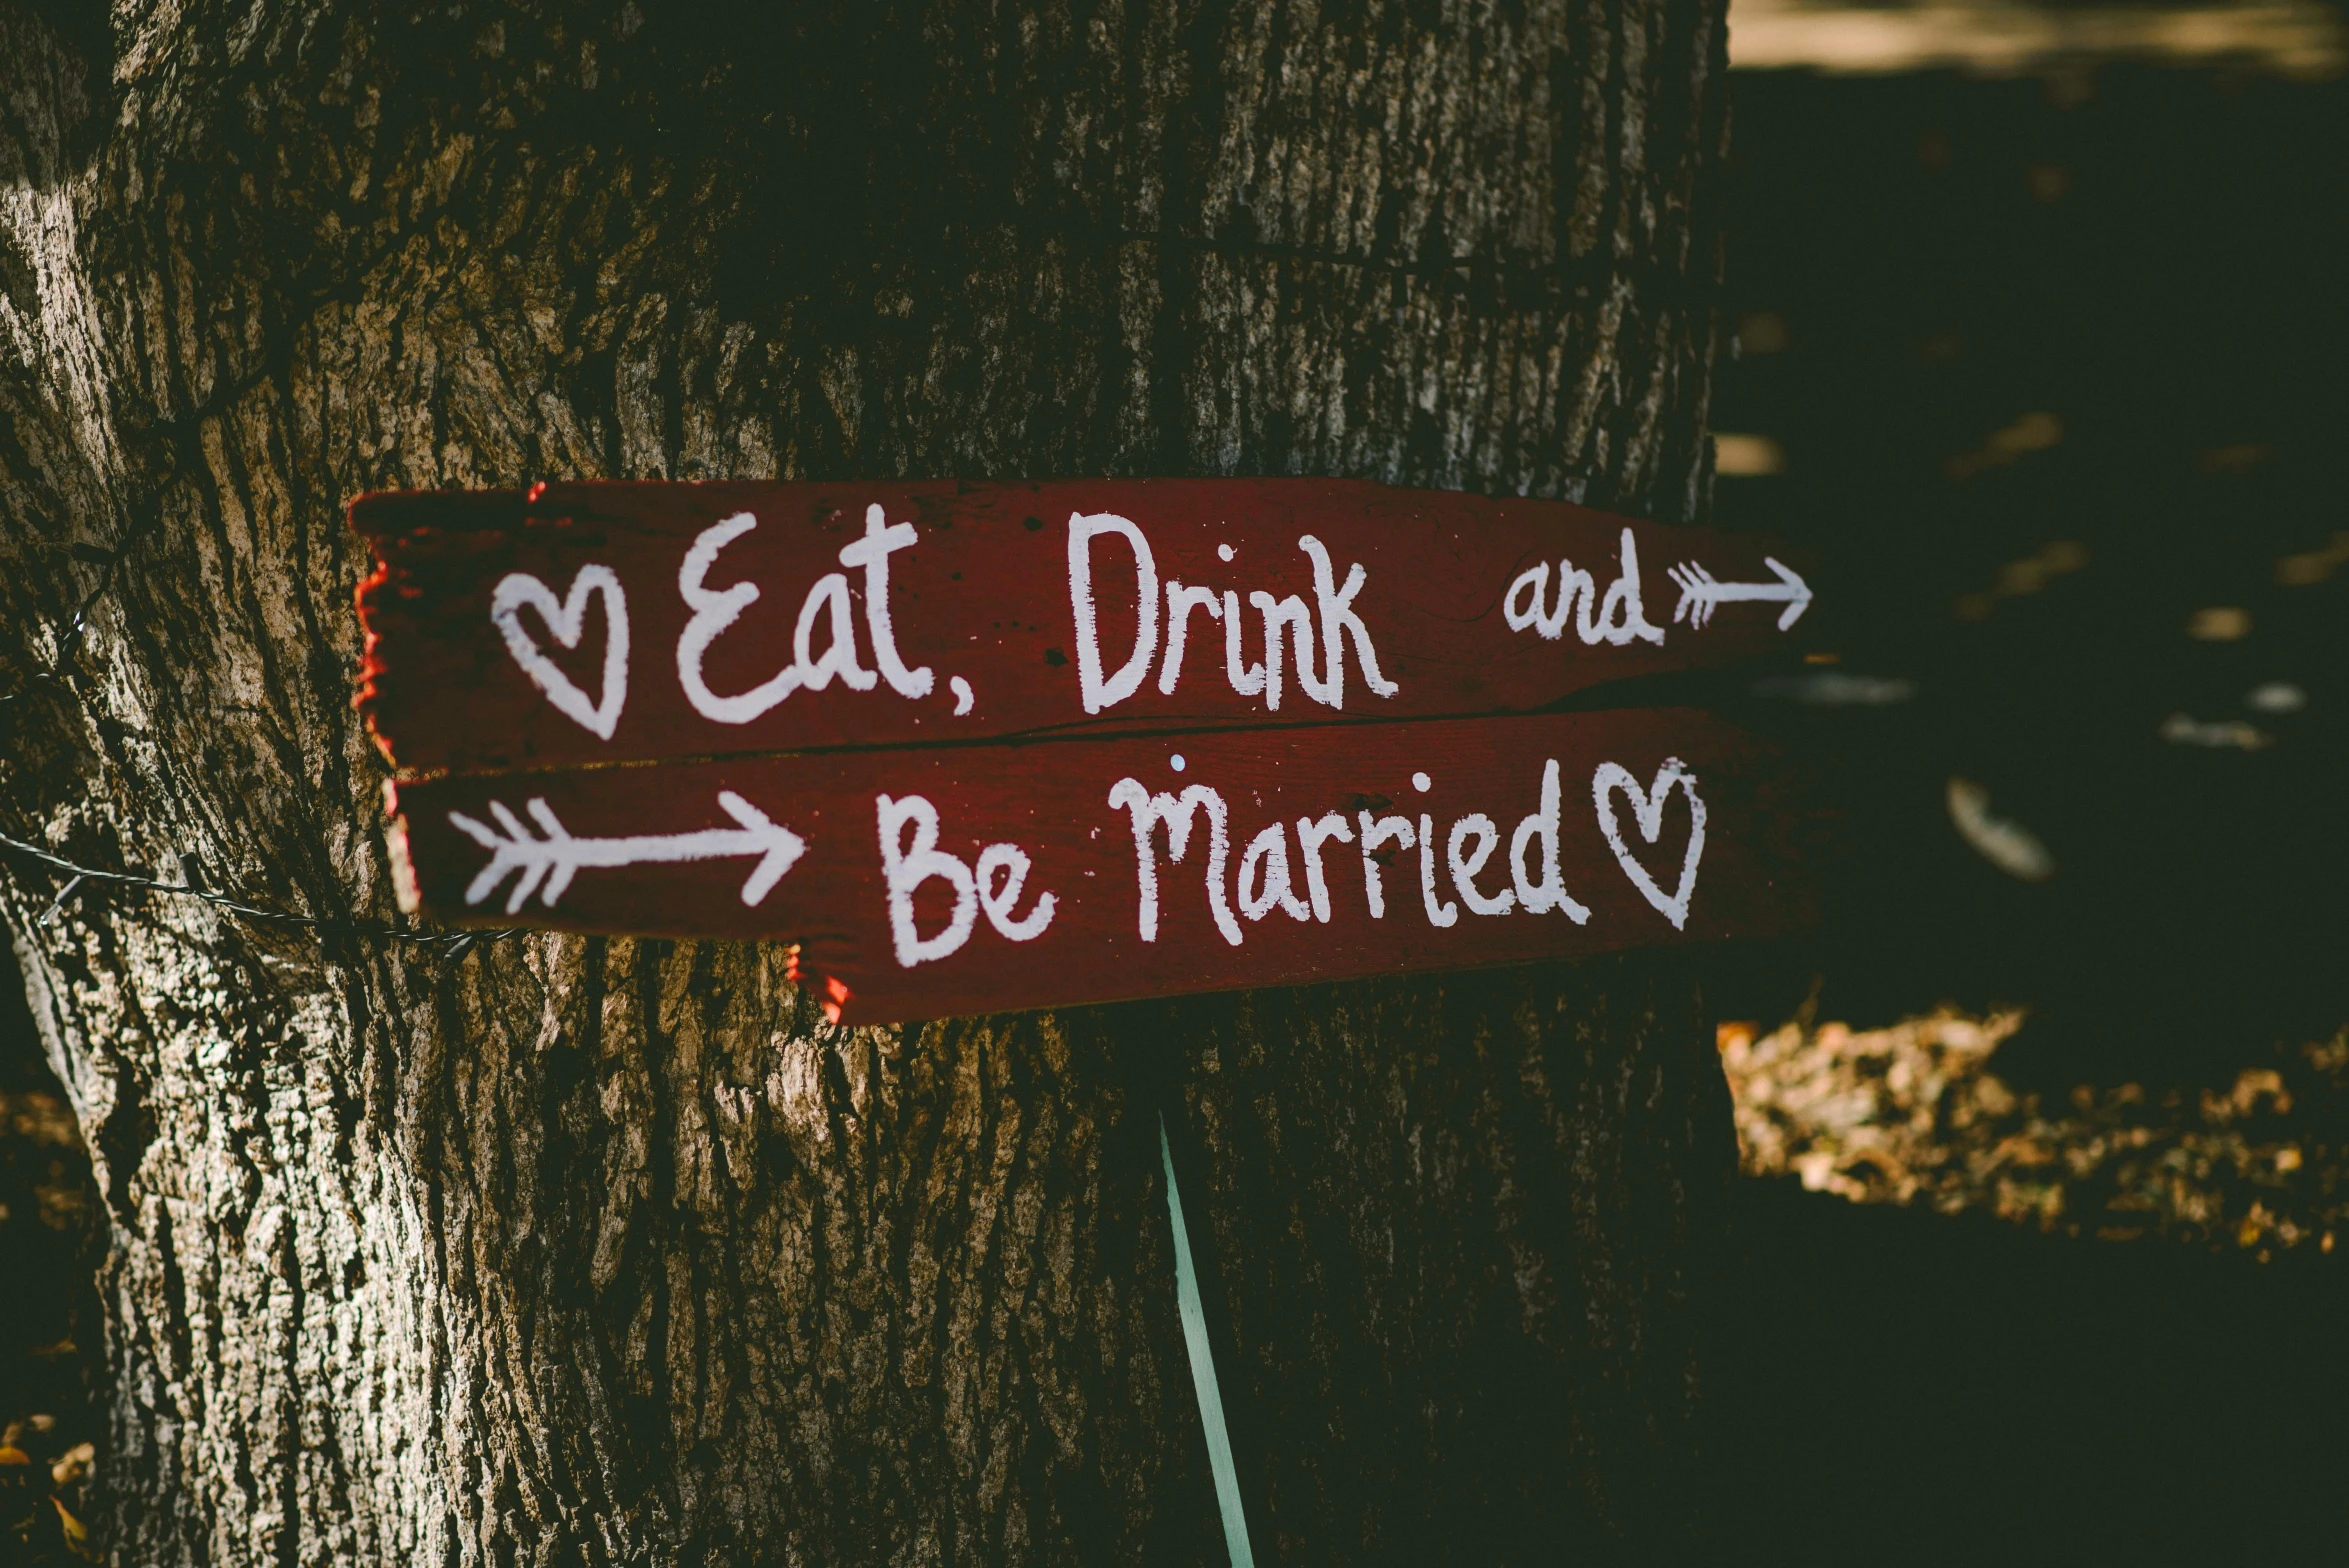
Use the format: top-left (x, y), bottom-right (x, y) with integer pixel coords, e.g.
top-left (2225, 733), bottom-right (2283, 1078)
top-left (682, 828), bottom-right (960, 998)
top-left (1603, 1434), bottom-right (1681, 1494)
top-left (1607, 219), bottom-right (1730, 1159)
top-left (353, 479), bottom-right (1813, 774)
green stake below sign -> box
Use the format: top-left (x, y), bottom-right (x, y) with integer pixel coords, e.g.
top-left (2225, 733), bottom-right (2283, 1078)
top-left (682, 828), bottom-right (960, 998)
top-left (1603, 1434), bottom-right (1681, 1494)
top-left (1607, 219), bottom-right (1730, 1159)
top-left (1161, 1115), bottom-right (1257, 1568)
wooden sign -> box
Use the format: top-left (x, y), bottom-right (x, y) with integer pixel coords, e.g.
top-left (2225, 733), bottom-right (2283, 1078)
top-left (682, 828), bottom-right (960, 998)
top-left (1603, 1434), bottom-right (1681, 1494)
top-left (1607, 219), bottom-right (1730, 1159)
top-left (353, 480), bottom-right (1814, 774)
top-left (384, 708), bottom-right (1808, 1024)
top-left (354, 479), bottom-right (1820, 1022)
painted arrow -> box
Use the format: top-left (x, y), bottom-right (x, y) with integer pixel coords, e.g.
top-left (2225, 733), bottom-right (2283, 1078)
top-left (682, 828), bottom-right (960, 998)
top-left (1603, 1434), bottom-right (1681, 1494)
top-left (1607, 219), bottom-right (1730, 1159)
top-left (448, 791), bottom-right (806, 913)
top-left (1666, 557), bottom-right (1813, 631)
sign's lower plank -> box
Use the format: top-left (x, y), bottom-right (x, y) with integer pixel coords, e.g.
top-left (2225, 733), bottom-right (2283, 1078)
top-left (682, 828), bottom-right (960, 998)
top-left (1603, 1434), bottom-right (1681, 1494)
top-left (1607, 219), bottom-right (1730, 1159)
top-left (385, 709), bottom-right (1810, 1023)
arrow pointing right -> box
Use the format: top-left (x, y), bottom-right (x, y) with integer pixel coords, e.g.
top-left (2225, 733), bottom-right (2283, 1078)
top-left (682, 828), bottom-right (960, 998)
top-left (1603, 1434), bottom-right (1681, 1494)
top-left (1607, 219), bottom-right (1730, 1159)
top-left (1666, 556), bottom-right (1814, 631)
top-left (449, 790), bottom-right (807, 913)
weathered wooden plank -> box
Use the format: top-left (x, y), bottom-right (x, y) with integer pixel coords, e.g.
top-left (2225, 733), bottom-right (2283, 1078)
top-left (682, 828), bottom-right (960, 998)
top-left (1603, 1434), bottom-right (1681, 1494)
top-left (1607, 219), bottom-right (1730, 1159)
top-left (353, 479), bottom-right (1812, 774)
top-left (385, 706), bottom-right (1810, 1022)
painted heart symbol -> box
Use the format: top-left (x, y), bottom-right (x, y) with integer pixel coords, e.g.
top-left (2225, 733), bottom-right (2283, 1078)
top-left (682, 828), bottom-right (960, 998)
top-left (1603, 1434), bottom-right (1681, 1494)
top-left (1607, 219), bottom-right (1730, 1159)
top-left (1592, 757), bottom-right (1707, 930)
top-left (489, 565), bottom-right (629, 740)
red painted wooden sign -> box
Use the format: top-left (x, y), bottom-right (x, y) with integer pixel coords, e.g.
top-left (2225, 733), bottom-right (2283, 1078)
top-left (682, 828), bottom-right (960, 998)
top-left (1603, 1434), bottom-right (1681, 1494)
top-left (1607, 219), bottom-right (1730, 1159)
top-left (385, 708), bottom-right (1807, 1024)
top-left (353, 480), bottom-right (1819, 1022)
top-left (353, 479), bottom-right (1814, 774)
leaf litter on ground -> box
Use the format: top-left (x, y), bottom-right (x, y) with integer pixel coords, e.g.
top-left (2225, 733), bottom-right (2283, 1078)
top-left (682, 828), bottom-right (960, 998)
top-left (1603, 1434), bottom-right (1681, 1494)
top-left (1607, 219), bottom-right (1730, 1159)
top-left (1723, 1010), bottom-right (2349, 1258)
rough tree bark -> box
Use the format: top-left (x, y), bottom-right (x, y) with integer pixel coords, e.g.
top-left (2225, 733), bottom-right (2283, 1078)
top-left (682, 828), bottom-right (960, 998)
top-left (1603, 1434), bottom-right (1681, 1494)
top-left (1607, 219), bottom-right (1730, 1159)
top-left (0, 2), bottom-right (1734, 1563)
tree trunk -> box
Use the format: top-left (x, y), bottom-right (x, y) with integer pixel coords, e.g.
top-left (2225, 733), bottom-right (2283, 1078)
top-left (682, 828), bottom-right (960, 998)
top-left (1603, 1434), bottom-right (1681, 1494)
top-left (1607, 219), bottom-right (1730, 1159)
top-left (0, 2), bottom-right (1733, 1562)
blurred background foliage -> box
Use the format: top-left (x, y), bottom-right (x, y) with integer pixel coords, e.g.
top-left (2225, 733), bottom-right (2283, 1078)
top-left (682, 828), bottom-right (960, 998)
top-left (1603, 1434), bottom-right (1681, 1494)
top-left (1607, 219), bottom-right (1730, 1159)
top-left (1701, 8), bottom-right (2349, 1560)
